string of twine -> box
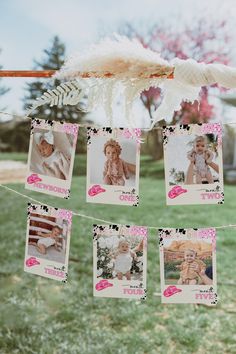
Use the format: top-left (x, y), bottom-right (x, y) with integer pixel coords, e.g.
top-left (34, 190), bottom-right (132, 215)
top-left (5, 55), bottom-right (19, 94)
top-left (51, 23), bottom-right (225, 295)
top-left (0, 183), bottom-right (236, 231)
top-left (1, 110), bottom-right (236, 130)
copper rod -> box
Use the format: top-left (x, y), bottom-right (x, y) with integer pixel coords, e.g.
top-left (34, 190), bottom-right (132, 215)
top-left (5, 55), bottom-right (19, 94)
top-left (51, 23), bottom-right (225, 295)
top-left (0, 70), bottom-right (55, 77)
top-left (0, 70), bottom-right (174, 79)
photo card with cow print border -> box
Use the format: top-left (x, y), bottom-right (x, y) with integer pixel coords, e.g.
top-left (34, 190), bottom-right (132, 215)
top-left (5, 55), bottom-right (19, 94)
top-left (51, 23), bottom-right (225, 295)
top-left (159, 228), bottom-right (217, 305)
top-left (24, 203), bottom-right (72, 282)
top-left (163, 123), bottom-right (224, 205)
top-left (93, 224), bottom-right (147, 299)
top-left (25, 118), bottom-right (78, 199)
top-left (87, 128), bottom-right (141, 206)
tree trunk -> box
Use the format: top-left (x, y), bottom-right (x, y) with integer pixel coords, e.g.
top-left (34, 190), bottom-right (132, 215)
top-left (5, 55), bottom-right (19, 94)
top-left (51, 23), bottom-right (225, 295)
top-left (147, 130), bottom-right (163, 160)
top-left (144, 99), bottom-right (164, 160)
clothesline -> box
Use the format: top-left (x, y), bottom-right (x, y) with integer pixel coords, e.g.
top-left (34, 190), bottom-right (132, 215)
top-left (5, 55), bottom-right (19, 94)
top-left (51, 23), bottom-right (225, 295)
top-left (0, 183), bottom-right (235, 231)
top-left (1, 110), bottom-right (236, 130)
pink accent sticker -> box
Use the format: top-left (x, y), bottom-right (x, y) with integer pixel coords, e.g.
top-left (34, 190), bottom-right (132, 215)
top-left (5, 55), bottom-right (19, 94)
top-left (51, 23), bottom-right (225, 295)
top-left (58, 209), bottom-right (73, 224)
top-left (27, 174), bottom-right (42, 184)
top-left (168, 185), bottom-right (187, 199)
top-left (26, 257), bottom-right (40, 267)
top-left (163, 285), bottom-right (182, 297)
top-left (88, 185), bottom-right (106, 197)
top-left (95, 279), bottom-right (113, 291)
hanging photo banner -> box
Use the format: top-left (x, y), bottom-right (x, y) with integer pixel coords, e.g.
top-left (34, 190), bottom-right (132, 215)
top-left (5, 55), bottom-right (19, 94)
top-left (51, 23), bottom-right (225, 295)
top-left (87, 128), bottom-right (141, 206)
top-left (159, 228), bottom-right (217, 305)
top-left (25, 118), bottom-right (78, 199)
top-left (163, 123), bottom-right (224, 205)
top-left (93, 225), bottom-right (147, 299)
top-left (24, 203), bottom-right (72, 282)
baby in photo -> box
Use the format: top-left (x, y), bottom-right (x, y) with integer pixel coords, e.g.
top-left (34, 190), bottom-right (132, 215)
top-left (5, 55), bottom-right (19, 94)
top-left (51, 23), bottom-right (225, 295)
top-left (112, 240), bottom-right (137, 280)
top-left (176, 249), bottom-right (206, 285)
top-left (103, 139), bottom-right (129, 186)
top-left (34, 130), bottom-right (70, 180)
top-left (29, 225), bottom-right (62, 255)
top-left (186, 136), bottom-right (214, 184)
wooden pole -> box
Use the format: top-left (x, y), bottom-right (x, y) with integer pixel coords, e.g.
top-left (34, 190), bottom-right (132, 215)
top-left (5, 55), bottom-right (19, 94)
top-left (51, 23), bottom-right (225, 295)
top-left (0, 70), bottom-right (174, 79)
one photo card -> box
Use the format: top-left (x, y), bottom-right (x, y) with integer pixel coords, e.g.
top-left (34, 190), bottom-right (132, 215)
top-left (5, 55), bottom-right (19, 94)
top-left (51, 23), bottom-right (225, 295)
top-left (159, 228), bottom-right (217, 305)
top-left (24, 203), bottom-right (72, 282)
top-left (25, 118), bottom-right (79, 198)
top-left (93, 225), bottom-right (147, 299)
top-left (87, 128), bottom-right (141, 206)
top-left (163, 123), bottom-right (224, 205)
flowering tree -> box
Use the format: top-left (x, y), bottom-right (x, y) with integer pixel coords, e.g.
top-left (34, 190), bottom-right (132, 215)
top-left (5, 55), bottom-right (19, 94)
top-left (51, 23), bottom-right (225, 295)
top-left (123, 18), bottom-right (231, 159)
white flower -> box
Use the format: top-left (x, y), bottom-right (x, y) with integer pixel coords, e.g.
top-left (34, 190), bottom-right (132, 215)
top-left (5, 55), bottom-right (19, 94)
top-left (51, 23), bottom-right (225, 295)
top-left (107, 262), bottom-right (113, 268)
top-left (98, 237), bottom-right (106, 248)
top-left (97, 268), bottom-right (103, 277)
top-left (105, 238), bottom-right (113, 249)
top-left (100, 256), bottom-right (105, 261)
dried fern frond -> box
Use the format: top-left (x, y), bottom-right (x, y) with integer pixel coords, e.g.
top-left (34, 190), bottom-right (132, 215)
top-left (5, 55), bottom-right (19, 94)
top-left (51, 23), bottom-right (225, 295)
top-left (26, 80), bottom-right (84, 116)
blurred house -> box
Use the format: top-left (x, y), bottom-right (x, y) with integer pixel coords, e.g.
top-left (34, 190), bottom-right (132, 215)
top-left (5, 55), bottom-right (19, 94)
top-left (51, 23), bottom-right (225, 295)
top-left (220, 94), bottom-right (236, 184)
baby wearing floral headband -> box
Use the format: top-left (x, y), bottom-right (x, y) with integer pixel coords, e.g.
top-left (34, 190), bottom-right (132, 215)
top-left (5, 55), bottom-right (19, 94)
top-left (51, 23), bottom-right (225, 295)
top-left (34, 130), bottom-right (70, 180)
top-left (103, 139), bottom-right (129, 186)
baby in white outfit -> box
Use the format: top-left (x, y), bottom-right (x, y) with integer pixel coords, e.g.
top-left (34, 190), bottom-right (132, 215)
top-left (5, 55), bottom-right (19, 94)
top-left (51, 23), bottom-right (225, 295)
top-left (35, 225), bottom-right (62, 255)
top-left (29, 225), bottom-right (62, 254)
top-left (113, 240), bottom-right (137, 280)
top-left (187, 136), bottom-right (214, 184)
top-left (34, 130), bottom-right (70, 180)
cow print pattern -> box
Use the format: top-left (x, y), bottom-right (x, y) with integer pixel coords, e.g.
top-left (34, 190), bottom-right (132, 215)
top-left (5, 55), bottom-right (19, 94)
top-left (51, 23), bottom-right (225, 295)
top-left (217, 192), bottom-right (224, 204)
top-left (162, 126), bottom-right (176, 146)
top-left (141, 288), bottom-right (147, 300)
top-left (133, 195), bottom-right (139, 207)
top-left (87, 127), bottom-right (99, 145)
top-left (93, 224), bottom-right (107, 240)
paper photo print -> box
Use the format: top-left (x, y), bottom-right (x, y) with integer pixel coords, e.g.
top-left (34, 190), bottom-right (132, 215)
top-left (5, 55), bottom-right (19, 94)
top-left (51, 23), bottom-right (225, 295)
top-left (24, 203), bottom-right (72, 282)
top-left (25, 118), bottom-right (79, 198)
top-left (159, 228), bottom-right (217, 305)
top-left (163, 123), bottom-right (224, 205)
top-left (87, 128), bottom-right (141, 206)
top-left (93, 225), bottom-right (147, 299)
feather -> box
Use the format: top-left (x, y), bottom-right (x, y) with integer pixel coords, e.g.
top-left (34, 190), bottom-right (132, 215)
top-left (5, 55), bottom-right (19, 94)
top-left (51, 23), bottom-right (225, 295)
top-left (55, 35), bottom-right (173, 80)
top-left (27, 35), bottom-right (174, 126)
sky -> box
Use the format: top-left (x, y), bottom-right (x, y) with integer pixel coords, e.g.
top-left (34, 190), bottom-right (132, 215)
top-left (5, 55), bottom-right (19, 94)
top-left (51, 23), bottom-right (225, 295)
top-left (0, 0), bottom-right (236, 121)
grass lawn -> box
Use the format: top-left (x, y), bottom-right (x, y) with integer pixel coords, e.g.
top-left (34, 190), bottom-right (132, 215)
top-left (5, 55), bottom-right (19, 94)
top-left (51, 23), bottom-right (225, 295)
top-left (0, 177), bottom-right (236, 354)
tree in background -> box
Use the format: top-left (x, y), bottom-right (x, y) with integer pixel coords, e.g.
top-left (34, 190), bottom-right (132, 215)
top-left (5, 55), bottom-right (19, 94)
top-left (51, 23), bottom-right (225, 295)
top-left (124, 18), bottom-right (231, 159)
top-left (23, 36), bottom-right (85, 123)
top-left (0, 36), bottom-right (87, 153)
top-left (0, 49), bottom-right (10, 110)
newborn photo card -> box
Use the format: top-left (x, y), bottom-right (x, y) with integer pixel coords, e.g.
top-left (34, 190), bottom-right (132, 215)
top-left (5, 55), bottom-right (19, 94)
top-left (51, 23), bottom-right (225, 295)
top-left (25, 118), bottom-right (79, 198)
top-left (159, 228), bottom-right (217, 305)
top-left (93, 224), bottom-right (147, 299)
top-left (86, 128), bottom-right (141, 206)
top-left (163, 123), bottom-right (224, 205)
top-left (24, 203), bottom-right (72, 282)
